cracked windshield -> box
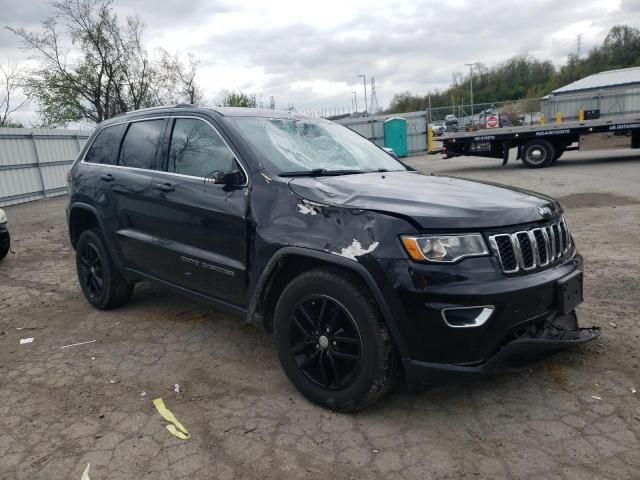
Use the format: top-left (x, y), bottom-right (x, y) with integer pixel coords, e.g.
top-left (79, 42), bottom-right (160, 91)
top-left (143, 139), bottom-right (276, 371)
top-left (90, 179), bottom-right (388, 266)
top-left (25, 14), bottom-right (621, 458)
top-left (230, 117), bottom-right (406, 173)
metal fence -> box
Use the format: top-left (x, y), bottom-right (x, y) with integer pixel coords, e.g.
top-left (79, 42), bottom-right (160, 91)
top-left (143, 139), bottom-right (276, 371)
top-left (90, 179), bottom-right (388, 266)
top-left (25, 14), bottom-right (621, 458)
top-left (0, 127), bottom-right (90, 207)
top-left (541, 87), bottom-right (640, 121)
top-left (336, 111), bottom-right (429, 155)
top-left (334, 99), bottom-right (545, 155)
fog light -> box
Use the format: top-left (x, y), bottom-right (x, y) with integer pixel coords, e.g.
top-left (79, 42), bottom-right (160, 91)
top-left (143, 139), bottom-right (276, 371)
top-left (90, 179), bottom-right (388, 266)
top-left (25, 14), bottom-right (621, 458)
top-left (441, 306), bottom-right (494, 328)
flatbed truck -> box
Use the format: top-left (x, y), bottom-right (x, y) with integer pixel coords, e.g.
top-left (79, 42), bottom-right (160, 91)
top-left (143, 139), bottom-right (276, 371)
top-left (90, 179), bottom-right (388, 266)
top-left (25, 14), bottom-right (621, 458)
top-left (441, 114), bottom-right (640, 168)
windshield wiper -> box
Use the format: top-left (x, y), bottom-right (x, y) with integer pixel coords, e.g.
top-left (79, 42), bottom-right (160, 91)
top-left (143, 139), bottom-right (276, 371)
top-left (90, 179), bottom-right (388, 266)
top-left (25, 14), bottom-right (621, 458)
top-left (279, 168), bottom-right (365, 177)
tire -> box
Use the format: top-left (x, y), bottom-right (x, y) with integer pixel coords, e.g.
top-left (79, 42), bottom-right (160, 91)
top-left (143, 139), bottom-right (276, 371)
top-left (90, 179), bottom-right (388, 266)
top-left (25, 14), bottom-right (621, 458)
top-left (521, 140), bottom-right (555, 168)
top-left (273, 267), bottom-right (397, 412)
top-left (552, 147), bottom-right (565, 163)
top-left (0, 232), bottom-right (9, 260)
top-left (76, 229), bottom-right (133, 309)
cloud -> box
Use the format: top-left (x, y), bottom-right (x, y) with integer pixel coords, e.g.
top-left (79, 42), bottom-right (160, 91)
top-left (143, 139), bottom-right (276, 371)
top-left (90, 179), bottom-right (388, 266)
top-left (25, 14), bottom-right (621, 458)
top-left (2, 0), bottom-right (640, 122)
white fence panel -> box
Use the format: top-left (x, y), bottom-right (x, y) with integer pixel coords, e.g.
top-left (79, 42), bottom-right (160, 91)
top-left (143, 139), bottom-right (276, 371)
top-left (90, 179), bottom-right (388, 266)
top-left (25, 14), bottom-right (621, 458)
top-left (0, 128), bottom-right (91, 207)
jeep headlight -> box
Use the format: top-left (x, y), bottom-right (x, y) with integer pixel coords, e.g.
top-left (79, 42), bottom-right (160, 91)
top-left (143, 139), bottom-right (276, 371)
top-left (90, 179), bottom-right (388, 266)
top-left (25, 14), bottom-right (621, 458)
top-left (0, 209), bottom-right (6, 224)
top-left (401, 234), bottom-right (488, 263)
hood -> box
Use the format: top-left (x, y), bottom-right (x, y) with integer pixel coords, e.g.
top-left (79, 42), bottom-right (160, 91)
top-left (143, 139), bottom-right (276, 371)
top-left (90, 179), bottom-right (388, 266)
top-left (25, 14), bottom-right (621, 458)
top-left (288, 171), bottom-right (560, 229)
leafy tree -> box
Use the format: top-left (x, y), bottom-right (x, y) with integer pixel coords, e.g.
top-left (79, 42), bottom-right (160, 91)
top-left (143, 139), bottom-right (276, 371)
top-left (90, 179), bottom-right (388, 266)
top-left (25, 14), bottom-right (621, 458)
top-left (219, 91), bottom-right (257, 108)
top-left (7, 0), bottom-right (202, 127)
top-left (386, 25), bottom-right (640, 115)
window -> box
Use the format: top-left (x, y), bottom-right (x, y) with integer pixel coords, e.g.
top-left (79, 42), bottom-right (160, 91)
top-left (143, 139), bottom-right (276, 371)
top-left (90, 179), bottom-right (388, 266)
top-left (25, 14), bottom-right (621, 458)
top-left (168, 118), bottom-right (237, 178)
top-left (119, 119), bottom-right (166, 170)
top-left (84, 124), bottom-right (127, 165)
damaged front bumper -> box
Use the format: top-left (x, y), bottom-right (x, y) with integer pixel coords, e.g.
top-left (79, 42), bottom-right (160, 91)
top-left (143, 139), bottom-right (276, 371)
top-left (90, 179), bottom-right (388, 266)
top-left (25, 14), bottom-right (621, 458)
top-left (402, 312), bottom-right (600, 385)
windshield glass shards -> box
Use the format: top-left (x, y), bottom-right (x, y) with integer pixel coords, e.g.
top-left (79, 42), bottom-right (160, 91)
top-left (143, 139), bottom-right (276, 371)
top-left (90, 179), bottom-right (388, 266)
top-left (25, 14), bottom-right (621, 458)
top-left (228, 117), bottom-right (406, 175)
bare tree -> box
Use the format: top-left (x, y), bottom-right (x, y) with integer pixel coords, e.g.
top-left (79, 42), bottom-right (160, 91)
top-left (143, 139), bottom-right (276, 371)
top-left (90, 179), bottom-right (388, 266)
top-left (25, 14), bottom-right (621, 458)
top-left (0, 61), bottom-right (29, 127)
top-left (7, 0), bottom-right (202, 127)
top-left (155, 50), bottom-right (203, 105)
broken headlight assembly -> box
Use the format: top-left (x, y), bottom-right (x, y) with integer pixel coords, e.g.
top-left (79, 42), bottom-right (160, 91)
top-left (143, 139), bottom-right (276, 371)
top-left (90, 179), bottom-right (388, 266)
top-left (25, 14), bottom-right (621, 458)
top-left (401, 234), bottom-right (488, 263)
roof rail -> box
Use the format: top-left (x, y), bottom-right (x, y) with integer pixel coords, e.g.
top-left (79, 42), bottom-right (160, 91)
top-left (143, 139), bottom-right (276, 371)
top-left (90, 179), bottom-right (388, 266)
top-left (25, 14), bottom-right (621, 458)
top-left (111, 104), bottom-right (196, 119)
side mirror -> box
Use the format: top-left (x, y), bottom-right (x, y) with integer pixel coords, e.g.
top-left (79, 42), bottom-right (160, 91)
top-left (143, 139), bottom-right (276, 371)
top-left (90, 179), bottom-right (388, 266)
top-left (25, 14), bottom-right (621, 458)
top-left (383, 147), bottom-right (398, 159)
top-left (213, 170), bottom-right (244, 186)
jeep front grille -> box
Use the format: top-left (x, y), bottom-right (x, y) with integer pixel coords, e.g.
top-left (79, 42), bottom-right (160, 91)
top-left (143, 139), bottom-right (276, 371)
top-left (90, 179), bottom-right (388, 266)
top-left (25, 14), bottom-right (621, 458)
top-left (489, 219), bottom-right (572, 273)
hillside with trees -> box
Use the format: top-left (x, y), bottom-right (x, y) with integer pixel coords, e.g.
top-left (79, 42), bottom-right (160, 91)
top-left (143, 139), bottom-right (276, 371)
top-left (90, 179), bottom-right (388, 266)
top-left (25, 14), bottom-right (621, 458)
top-left (386, 25), bottom-right (640, 114)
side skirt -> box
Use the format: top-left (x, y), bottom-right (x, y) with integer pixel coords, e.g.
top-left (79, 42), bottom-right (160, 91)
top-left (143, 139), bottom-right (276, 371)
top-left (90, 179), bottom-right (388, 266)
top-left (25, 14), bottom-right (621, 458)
top-left (125, 267), bottom-right (247, 317)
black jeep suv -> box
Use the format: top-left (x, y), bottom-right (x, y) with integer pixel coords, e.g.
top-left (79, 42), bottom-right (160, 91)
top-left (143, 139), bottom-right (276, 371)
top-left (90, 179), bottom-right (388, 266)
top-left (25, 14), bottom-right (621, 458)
top-left (67, 105), bottom-right (599, 411)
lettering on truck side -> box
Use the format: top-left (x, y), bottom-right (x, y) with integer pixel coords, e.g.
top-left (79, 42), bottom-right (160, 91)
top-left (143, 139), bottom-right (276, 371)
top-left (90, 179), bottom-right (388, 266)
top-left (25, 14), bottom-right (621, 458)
top-left (609, 124), bottom-right (640, 130)
top-left (473, 136), bottom-right (495, 141)
top-left (535, 129), bottom-right (570, 136)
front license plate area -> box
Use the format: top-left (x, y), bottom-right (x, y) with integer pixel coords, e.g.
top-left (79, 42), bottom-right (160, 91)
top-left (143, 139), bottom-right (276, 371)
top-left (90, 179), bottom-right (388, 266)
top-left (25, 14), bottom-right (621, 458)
top-left (557, 271), bottom-right (583, 315)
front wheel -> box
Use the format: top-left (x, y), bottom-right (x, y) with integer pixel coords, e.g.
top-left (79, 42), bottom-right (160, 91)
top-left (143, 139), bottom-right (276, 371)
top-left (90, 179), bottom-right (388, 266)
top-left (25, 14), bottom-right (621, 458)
top-left (273, 267), bottom-right (397, 412)
top-left (76, 229), bottom-right (134, 309)
top-left (521, 139), bottom-right (555, 168)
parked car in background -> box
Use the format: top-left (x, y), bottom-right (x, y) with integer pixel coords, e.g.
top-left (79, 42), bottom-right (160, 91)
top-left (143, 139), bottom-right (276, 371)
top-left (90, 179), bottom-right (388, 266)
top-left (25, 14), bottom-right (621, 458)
top-left (67, 105), bottom-right (599, 412)
top-left (429, 123), bottom-right (444, 136)
top-left (0, 208), bottom-right (10, 260)
top-left (444, 114), bottom-right (458, 132)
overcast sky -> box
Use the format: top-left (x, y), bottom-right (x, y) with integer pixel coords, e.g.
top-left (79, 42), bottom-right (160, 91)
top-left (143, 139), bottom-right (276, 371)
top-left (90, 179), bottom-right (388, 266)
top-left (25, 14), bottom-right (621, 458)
top-left (1, 0), bottom-right (639, 123)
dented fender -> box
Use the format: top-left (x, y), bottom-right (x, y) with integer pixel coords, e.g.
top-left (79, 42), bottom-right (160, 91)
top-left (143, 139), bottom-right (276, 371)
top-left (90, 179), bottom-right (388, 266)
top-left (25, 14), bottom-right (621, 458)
top-left (246, 245), bottom-right (412, 358)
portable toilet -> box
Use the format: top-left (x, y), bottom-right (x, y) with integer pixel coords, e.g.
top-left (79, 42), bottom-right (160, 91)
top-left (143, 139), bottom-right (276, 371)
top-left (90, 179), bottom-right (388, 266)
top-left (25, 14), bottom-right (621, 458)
top-left (383, 117), bottom-right (408, 157)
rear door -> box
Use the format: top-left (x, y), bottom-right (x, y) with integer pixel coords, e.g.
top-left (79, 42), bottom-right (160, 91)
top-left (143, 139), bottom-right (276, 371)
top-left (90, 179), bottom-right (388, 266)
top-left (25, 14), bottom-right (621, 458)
top-left (100, 117), bottom-right (170, 277)
top-left (150, 115), bottom-right (249, 305)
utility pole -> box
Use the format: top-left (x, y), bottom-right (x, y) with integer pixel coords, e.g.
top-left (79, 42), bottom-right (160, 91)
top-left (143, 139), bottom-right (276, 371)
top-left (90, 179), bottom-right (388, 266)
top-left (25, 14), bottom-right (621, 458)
top-left (465, 63), bottom-right (476, 125)
top-left (352, 91), bottom-right (358, 113)
top-left (369, 77), bottom-right (379, 114)
top-left (576, 33), bottom-right (583, 58)
top-left (358, 74), bottom-right (367, 114)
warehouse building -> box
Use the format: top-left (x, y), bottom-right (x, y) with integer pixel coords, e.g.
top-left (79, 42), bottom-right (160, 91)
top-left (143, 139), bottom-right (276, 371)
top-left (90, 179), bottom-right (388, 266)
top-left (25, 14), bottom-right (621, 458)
top-left (541, 66), bottom-right (640, 121)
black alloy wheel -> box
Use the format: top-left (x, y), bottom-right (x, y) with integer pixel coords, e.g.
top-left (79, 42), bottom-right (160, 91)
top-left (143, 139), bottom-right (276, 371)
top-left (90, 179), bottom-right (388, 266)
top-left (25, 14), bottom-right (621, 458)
top-left (274, 267), bottom-right (397, 412)
top-left (79, 242), bottom-right (104, 299)
top-left (75, 229), bottom-right (134, 310)
top-left (290, 295), bottom-right (363, 390)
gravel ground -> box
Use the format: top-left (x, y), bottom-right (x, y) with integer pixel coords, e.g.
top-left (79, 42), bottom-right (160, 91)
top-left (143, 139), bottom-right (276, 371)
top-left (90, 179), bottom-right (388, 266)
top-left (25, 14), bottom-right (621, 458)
top-left (0, 148), bottom-right (639, 480)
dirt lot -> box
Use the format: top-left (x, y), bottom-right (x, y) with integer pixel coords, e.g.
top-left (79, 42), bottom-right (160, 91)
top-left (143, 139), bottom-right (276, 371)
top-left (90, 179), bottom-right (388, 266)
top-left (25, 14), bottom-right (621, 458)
top-left (1, 149), bottom-right (639, 480)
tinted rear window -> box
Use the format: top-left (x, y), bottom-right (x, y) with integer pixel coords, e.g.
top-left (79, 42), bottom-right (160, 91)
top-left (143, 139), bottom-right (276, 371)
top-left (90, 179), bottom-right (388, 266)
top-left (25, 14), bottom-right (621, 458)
top-left (84, 124), bottom-right (126, 165)
top-left (119, 120), bottom-right (165, 170)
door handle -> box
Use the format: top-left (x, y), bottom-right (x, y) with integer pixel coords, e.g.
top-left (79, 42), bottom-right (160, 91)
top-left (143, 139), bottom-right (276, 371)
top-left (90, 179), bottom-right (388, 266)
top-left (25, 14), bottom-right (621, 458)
top-left (100, 173), bottom-right (115, 182)
top-left (153, 182), bottom-right (175, 192)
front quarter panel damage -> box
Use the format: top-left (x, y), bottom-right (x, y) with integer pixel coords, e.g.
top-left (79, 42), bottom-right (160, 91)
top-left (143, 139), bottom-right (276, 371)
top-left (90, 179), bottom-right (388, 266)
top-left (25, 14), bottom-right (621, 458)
top-left (250, 184), bottom-right (416, 268)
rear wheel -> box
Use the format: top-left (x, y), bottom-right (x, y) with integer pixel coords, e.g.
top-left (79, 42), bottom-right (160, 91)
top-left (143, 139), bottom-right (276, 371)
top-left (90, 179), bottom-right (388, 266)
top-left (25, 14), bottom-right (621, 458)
top-left (273, 267), bottom-right (397, 412)
top-left (552, 146), bottom-right (566, 162)
top-left (76, 229), bottom-right (134, 309)
top-left (521, 139), bottom-right (555, 168)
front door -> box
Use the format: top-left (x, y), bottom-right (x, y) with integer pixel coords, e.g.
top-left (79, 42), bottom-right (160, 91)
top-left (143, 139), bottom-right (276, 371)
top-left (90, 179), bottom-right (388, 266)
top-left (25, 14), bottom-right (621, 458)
top-left (150, 116), bottom-right (248, 306)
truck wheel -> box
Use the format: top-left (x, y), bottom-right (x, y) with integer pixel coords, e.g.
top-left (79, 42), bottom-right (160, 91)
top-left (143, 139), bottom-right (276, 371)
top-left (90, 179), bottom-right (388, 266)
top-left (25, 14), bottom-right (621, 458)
top-left (76, 229), bottom-right (134, 310)
top-left (552, 147), bottom-right (565, 163)
top-left (273, 267), bottom-right (397, 412)
top-left (521, 140), bottom-right (555, 168)
top-left (0, 232), bottom-right (9, 260)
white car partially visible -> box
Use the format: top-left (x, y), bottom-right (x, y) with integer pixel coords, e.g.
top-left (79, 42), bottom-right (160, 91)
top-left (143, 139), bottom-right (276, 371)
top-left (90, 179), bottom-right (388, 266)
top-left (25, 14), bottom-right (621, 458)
top-left (0, 208), bottom-right (10, 260)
